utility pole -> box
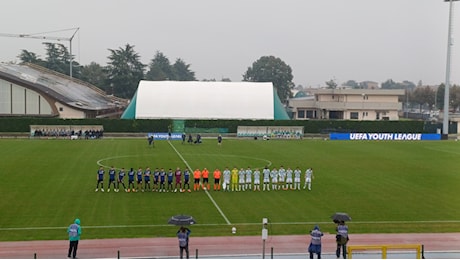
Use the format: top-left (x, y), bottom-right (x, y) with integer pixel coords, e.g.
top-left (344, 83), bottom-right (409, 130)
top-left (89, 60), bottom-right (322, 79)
top-left (0, 27), bottom-right (79, 78)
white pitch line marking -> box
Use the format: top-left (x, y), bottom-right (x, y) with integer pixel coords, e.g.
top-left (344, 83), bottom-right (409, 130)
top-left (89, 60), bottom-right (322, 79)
top-left (167, 141), bottom-right (231, 225)
top-left (2, 220), bottom-right (460, 231)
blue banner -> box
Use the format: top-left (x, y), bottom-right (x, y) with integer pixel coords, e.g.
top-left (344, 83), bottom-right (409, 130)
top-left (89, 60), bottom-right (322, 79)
top-left (148, 132), bottom-right (183, 140)
top-left (330, 133), bottom-right (441, 141)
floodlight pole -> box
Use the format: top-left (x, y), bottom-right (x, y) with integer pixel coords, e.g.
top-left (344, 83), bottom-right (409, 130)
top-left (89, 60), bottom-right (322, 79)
top-left (443, 0), bottom-right (457, 138)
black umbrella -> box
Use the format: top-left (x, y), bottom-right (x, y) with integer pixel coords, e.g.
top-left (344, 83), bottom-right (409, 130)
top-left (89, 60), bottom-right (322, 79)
top-left (168, 215), bottom-right (196, 226)
top-left (331, 212), bottom-right (351, 222)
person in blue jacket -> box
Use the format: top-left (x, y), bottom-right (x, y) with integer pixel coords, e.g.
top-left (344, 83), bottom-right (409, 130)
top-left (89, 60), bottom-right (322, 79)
top-left (308, 225), bottom-right (323, 259)
top-left (177, 226), bottom-right (191, 259)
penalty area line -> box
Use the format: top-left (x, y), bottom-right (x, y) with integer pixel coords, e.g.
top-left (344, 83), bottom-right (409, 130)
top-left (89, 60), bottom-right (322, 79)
top-left (167, 141), bottom-right (232, 225)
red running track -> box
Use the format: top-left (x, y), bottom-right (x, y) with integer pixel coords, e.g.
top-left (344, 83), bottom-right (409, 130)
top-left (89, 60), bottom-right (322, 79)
top-left (0, 233), bottom-right (459, 259)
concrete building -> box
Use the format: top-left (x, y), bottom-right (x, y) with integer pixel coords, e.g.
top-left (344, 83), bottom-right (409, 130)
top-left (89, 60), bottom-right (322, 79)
top-left (0, 63), bottom-right (127, 118)
top-left (288, 88), bottom-right (405, 120)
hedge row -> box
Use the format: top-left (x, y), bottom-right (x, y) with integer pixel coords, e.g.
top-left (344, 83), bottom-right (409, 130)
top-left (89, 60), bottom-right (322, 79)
top-left (0, 117), bottom-right (434, 134)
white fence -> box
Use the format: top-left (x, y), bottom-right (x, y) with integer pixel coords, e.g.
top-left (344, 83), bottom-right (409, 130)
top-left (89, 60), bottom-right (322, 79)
top-left (237, 126), bottom-right (303, 139)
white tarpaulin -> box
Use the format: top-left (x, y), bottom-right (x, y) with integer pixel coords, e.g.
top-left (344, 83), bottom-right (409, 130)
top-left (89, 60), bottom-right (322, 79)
top-left (134, 80), bottom-right (275, 120)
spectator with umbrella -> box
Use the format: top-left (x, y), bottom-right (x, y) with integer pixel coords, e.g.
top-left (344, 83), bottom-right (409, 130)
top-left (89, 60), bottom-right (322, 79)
top-left (168, 215), bottom-right (196, 259)
top-left (331, 212), bottom-right (351, 259)
top-left (177, 226), bottom-right (191, 259)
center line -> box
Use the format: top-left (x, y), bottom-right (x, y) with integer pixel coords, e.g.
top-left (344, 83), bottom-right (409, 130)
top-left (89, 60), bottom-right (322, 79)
top-left (168, 141), bottom-right (231, 225)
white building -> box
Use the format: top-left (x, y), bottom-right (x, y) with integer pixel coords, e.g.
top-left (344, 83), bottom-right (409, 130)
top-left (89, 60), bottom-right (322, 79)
top-left (288, 89), bottom-right (405, 120)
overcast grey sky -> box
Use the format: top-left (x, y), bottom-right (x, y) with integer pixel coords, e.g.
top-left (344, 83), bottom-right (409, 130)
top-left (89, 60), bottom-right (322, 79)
top-left (1, 0), bottom-right (459, 87)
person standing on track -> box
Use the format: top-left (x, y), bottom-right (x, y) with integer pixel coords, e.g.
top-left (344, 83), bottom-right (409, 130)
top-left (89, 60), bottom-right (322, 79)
top-left (308, 225), bottom-right (323, 259)
top-left (67, 218), bottom-right (81, 259)
top-left (177, 226), bottom-right (191, 259)
top-left (336, 221), bottom-right (349, 259)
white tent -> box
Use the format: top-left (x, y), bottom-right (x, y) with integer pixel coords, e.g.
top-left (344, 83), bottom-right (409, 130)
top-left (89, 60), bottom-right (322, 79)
top-left (123, 80), bottom-right (284, 120)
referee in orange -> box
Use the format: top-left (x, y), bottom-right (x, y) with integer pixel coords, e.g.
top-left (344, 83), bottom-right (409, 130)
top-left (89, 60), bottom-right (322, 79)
top-left (213, 168), bottom-right (222, 191)
top-left (193, 168), bottom-right (201, 191)
top-left (201, 168), bottom-right (210, 190)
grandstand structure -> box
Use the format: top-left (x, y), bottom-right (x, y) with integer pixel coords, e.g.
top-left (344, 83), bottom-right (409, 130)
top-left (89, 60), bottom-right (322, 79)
top-left (0, 62), bottom-right (127, 118)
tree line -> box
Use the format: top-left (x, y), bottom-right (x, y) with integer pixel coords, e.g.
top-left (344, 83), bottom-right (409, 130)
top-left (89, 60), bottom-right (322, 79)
top-left (16, 43), bottom-right (294, 102)
top-left (15, 42), bottom-right (460, 111)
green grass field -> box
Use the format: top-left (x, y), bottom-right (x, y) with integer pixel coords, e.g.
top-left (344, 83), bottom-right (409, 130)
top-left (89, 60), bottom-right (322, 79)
top-left (0, 137), bottom-right (459, 241)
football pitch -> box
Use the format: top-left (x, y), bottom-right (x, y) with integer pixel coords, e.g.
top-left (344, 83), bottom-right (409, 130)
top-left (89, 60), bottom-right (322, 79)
top-left (0, 137), bottom-right (459, 241)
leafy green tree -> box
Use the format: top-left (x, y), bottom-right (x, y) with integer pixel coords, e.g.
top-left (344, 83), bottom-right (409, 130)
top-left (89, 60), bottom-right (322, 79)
top-left (106, 44), bottom-right (145, 99)
top-left (412, 86), bottom-right (435, 112)
top-left (381, 79), bottom-right (415, 90)
top-left (80, 62), bottom-right (108, 91)
top-left (145, 51), bottom-right (175, 81)
top-left (325, 79), bottom-right (337, 89)
top-left (437, 84), bottom-right (446, 110)
top-left (243, 55), bottom-right (294, 103)
top-left (381, 79), bottom-right (399, 89)
top-left (221, 77), bottom-right (232, 82)
top-left (435, 84), bottom-right (460, 111)
top-left (343, 80), bottom-right (359, 88)
top-left (17, 50), bottom-right (45, 66)
top-left (43, 42), bottom-right (81, 78)
top-left (450, 85), bottom-right (460, 112)
top-left (43, 43), bottom-right (62, 72)
top-left (173, 58), bottom-right (196, 81)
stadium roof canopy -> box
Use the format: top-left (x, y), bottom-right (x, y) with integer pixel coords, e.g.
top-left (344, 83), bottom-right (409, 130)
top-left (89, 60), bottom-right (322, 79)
top-left (121, 80), bottom-right (290, 120)
top-left (0, 63), bottom-right (121, 111)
